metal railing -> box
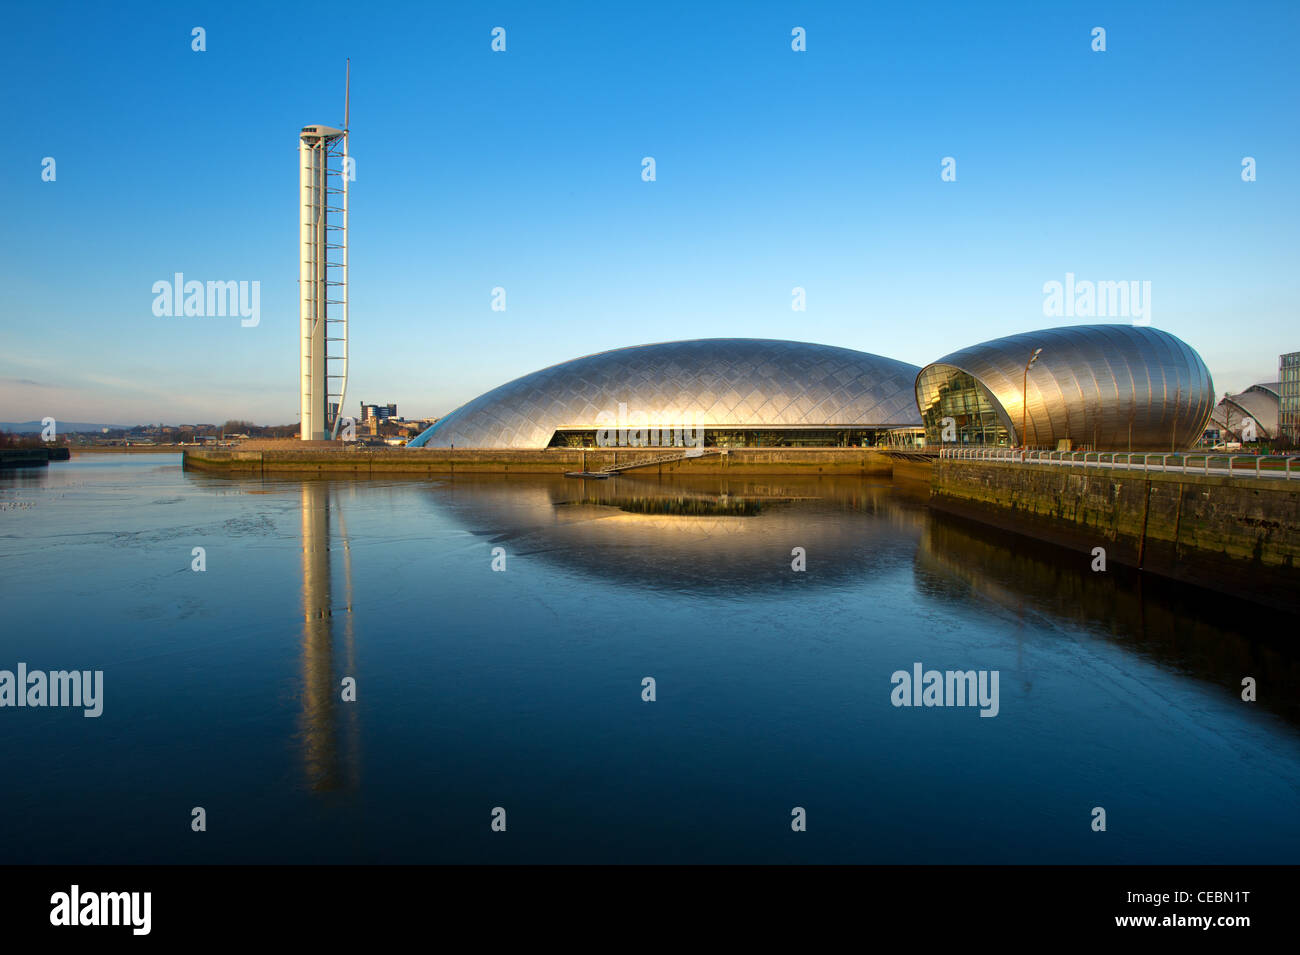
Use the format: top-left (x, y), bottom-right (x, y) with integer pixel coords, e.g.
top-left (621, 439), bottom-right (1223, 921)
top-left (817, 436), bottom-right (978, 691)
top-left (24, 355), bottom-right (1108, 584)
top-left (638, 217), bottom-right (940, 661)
top-left (938, 446), bottom-right (1300, 481)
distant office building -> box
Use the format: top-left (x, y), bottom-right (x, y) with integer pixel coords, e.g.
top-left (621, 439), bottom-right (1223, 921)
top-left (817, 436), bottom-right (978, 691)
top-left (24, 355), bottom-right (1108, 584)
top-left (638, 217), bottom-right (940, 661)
top-left (1281, 352), bottom-right (1300, 443)
top-left (359, 402), bottom-right (397, 423)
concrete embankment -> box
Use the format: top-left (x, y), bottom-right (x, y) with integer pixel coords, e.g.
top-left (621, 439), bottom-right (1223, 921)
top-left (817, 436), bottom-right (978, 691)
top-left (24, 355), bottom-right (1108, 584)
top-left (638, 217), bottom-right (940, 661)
top-left (0, 447), bottom-right (70, 468)
top-left (930, 459), bottom-right (1300, 613)
top-left (183, 446), bottom-right (897, 476)
top-left (70, 445), bottom-right (189, 453)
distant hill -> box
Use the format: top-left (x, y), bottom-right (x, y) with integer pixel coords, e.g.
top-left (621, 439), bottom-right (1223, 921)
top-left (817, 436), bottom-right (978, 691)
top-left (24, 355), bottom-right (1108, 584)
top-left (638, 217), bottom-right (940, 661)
top-left (0, 421), bottom-right (132, 434)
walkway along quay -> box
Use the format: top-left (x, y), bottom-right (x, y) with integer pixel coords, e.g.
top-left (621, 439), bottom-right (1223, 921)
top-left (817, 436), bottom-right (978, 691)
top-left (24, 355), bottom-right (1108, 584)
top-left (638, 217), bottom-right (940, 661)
top-left (930, 449), bottom-right (1300, 614)
top-left (181, 445), bottom-right (899, 476)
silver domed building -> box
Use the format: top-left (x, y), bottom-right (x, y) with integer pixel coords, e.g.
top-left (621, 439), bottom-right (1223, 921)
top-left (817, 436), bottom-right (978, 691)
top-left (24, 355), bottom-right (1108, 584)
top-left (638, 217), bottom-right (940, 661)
top-left (411, 339), bottom-right (923, 449)
top-left (915, 324), bottom-right (1215, 451)
top-left (1210, 383), bottom-right (1280, 441)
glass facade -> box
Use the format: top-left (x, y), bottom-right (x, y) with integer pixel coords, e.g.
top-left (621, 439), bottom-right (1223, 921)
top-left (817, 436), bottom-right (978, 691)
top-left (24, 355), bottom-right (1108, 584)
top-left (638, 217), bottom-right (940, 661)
top-left (1281, 352), bottom-right (1300, 444)
top-left (915, 365), bottom-right (1011, 447)
top-left (549, 428), bottom-right (892, 449)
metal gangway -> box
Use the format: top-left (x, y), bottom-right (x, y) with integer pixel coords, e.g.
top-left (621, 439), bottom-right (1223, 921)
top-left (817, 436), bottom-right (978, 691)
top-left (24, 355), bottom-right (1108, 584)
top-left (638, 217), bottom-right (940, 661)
top-left (598, 447), bottom-right (719, 474)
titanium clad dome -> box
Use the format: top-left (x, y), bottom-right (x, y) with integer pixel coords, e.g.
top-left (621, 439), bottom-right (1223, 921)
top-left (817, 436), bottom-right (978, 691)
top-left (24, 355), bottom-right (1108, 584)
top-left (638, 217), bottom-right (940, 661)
top-left (915, 324), bottom-right (1216, 451)
top-left (411, 338), bottom-right (923, 449)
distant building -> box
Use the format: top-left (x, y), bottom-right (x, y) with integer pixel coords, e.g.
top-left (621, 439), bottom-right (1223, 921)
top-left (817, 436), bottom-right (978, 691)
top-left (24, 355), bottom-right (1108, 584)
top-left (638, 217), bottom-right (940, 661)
top-left (1209, 383), bottom-right (1280, 443)
top-left (359, 402), bottom-right (397, 423)
top-left (1281, 352), bottom-right (1300, 443)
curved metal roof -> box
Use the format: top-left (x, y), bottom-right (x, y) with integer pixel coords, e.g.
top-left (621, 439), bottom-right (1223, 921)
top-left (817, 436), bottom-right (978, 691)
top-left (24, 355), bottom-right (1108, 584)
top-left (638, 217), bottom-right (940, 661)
top-left (1211, 383), bottom-right (1279, 438)
top-left (1249, 382), bottom-right (1281, 400)
top-left (915, 324), bottom-right (1216, 450)
top-left (411, 338), bottom-right (922, 449)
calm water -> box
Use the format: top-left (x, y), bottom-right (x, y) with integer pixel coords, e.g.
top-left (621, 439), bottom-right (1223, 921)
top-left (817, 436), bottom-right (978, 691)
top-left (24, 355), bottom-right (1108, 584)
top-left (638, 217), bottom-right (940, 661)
top-left (2, 453), bottom-right (1298, 864)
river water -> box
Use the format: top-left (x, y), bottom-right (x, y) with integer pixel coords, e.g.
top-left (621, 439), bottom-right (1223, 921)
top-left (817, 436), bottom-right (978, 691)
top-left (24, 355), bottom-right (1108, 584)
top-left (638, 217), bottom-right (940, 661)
top-left (2, 453), bottom-right (1297, 863)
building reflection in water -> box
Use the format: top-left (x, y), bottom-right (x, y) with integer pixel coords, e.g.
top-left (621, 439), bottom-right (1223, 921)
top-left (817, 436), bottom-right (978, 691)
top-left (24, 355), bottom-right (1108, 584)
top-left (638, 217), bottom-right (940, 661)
top-left (428, 473), bottom-right (929, 596)
top-left (424, 472), bottom-right (1299, 729)
top-left (299, 481), bottom-right (361, 792)
top-left (915, 511), bottom-right (1300, 729)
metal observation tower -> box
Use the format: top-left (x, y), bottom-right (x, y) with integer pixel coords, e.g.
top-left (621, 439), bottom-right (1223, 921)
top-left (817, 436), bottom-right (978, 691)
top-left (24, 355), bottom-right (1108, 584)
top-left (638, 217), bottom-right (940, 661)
top-left (298, 62), bottom-right (350, 441)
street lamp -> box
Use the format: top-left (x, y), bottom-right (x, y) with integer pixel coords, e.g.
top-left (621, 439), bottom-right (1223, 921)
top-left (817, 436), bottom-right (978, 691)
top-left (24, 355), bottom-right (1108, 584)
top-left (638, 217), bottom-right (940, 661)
top-left (1021, 347), bottom-right (1043, 454)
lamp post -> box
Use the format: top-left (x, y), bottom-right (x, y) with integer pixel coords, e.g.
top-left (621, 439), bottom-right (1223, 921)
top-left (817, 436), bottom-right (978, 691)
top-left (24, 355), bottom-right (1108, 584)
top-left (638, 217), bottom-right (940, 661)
top-left (1021, 347), bottom-right (1043, 455)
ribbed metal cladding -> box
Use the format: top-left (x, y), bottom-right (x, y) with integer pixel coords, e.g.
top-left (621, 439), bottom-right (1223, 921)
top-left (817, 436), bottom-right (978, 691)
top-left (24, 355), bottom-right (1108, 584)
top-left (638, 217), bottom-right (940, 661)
top-left (411, 339), bottom-right (922, 449)
top-left (915, 324), bottom-right (1216, 451)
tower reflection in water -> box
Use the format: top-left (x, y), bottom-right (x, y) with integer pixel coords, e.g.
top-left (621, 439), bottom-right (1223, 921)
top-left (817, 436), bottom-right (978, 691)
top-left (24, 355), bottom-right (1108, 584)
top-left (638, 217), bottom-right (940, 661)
top-left (299, 481), bottom-right (361, 792)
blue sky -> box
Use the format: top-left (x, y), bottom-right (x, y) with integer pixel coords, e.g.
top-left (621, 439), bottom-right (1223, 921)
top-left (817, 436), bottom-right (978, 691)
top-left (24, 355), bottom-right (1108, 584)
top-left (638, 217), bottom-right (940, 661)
top-left (2, 0), bottom-right (1297, 425)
